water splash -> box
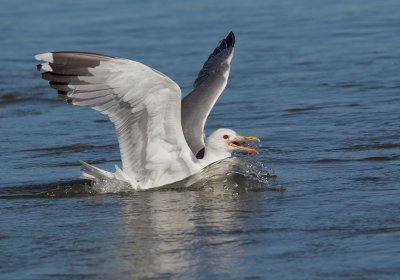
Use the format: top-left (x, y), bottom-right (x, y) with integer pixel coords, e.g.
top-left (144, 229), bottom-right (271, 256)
top-left (90, 177), bottom-right (133, 194)
top-left (0, 158), bottom-right (281, 198)
top-left (150, 157), bottom-right (280, 193)
top-left (88, 157), bottom-right (277, 194)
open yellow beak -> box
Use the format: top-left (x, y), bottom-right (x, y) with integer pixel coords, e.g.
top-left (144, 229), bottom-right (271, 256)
top-left (228, 135), bottom-right (260, 155)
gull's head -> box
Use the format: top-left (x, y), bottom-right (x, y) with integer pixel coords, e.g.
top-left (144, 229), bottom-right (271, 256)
top-left (203, 128), bottom-right (259, 164)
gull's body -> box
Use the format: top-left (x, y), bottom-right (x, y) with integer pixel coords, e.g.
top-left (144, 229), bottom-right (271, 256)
top-left (35, 32), bottom-right (258, 189)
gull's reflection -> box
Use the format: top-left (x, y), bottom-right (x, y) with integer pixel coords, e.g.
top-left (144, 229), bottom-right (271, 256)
top-left (116, 158), bottom-right (270, 277)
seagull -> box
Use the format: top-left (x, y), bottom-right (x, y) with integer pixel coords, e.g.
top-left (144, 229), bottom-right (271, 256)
top-left (35, 31), bottom-right (259, 189)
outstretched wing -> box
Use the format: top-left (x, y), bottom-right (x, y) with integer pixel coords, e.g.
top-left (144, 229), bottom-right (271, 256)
top-left (181, 31), bottom-right (235, 158)
top-left (36, 52), bottom-right (199, 188)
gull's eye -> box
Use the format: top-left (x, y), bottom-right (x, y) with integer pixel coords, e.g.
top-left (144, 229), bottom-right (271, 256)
top-left (223, 135), bottom-right (229, 139)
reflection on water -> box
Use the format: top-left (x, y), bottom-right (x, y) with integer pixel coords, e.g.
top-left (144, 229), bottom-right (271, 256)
top-left (108, 158), bottom-right (278, 277)
top-left (117, 185), bottom-right (268, 278)
top-left (0, 163), bottom-right (277, 278)
top-left (0, 159), bottom-right (278, 278)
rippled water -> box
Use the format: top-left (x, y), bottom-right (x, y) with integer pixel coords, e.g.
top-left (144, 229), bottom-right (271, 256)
top-left (1, 0), bottom-right (400, 278)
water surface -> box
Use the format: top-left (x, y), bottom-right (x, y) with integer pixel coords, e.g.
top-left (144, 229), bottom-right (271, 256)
top-left (1, 0), bottom-right (400, 279)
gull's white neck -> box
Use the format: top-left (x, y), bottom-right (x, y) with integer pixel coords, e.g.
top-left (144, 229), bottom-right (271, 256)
top-left (200, 145), bottom-right (232, 166)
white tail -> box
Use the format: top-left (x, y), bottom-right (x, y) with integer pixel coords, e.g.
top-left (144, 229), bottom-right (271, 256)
top-left (80, 161), bottom-right (114, 180)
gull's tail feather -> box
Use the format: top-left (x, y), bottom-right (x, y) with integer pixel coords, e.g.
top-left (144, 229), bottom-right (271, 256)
top-left (80, 160), bottom-right (114, 180)
top-left (80, 161), bottom-right (139, 189)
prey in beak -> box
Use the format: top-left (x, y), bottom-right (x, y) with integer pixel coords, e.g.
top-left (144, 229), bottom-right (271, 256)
top-left (229, 136), bottom-right (260, 155)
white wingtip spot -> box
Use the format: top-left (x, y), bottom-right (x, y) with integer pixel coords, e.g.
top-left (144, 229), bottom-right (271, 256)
top-left (41, 63), bottom-right (52, 71)
top-left (35, 53), bottom-right (53, 63)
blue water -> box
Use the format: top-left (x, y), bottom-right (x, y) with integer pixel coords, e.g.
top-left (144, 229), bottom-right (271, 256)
top-left (1, 0), bottom-right (400, 279)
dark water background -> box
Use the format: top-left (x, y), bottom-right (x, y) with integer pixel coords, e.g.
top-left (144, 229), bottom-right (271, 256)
top-left (1, 0), bottom-right (400, 279)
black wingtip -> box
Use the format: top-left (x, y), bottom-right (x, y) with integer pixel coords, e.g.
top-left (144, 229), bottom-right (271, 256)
top-left (36, 64), bottom-right (42, 71)
top-left (225, 31), bottom-right (235, 47)
top-left (204, 31), bottom-right (236, 62)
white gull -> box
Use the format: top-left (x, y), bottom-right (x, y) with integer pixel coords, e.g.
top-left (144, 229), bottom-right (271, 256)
top-left (35, 31), bottom-right (259, 189)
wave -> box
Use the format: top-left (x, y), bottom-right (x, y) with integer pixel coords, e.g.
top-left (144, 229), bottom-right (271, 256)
top-left (315, 155), bottom-right (400, 163)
